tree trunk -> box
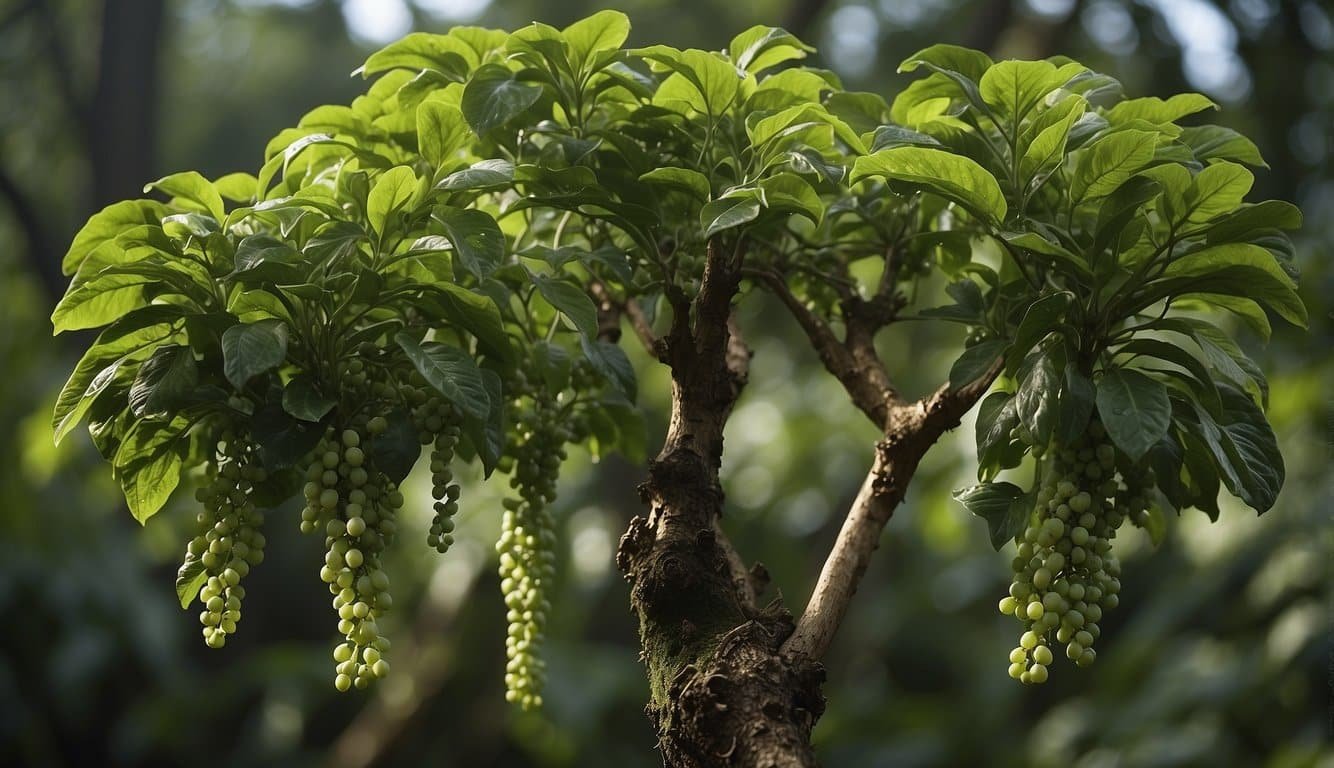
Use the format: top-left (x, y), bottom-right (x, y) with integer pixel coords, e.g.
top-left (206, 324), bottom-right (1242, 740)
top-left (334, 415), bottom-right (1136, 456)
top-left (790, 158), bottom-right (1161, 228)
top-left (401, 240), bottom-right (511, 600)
top-left (615, 243), bottom-right (826, 766)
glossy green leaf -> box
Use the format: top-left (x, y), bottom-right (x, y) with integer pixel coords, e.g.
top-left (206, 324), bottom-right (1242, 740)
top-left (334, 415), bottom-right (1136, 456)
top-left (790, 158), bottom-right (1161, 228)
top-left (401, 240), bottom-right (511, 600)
top-left (580, 336), bottom-right (637, 401)
top-left (533, 275), bottom-right (598, 338)
top-left (1007, 292), bottom-right (1072, 373)
top-left (1095, 367), bottom-right (1171, 461)
top-left (128, 345), bottom-right (197, 418)
top-left (115, 417), bottom-right (188, 524)
top-left (701, 196), bottom-right (762, 237)
top-left (1179, 125), bottom-right (1267, 167)
top-left (395, 332), bottom-right (490, 419)
top-left (898, 44), bottom-right (993, 81)
top-left (639, 167), bottom-right (711, 200)
top-left (1182, 383), bottom-right (1283, 513)
top-left (1157, 243), bottom-right (1306, 327)
top-left (461, 64), bottom-right (543, 135)
top-left (729, 25), bottom-right (813, 74)
top-left (954, 482), bottom-right (1030, 550)
top-left (1070, 130), bottom-right (1156, 202)
top-left (563, 10), bottom-right (630, 68)
top-left (145, 171), bottom-right (226, 222)
top-left (852, 147), bottom-right (1007, 226)
top-left (62, 200), bottom-right (167, 275)
top-left (949, 339), bottom-right (1005, 390)
top-left (417, 102), bottom-right (472, 168)
top-left (438, 158), bottom-right (514, 191)
top-left (221, 320), bottom-right (288, 390)
top-left (1105, 93), bottom-right (1215, 125)
top-left (366, 165), bottom-right (421, 238)
top-left (433, 206), bottom-right (505, 278)
top-left (282, 375), bottom-right (336, 422)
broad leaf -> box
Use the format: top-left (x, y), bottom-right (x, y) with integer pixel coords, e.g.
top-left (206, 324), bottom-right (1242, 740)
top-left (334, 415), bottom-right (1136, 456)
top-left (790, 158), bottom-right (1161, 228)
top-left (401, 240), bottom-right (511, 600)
top-left (221, 320), bottom-right (289, 390)
top-left (954, 482), bottom-right (1030, 550)
top-left (852, 147), bottom-right (1007, 226)
top-left (395, 332), bottom-right (490, 419)
top-left (1095, 368), bottom-right (1171, 461)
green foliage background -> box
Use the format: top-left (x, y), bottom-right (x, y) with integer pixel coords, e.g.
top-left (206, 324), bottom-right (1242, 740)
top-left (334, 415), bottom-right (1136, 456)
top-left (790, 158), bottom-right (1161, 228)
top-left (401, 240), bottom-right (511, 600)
top-left (0, 1), bottom-right (1329, 766)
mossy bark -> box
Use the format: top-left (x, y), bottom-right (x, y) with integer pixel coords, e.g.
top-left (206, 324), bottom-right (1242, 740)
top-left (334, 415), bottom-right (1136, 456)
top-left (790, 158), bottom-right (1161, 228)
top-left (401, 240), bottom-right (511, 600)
top-left (615, 241), bottom-right (825, 767)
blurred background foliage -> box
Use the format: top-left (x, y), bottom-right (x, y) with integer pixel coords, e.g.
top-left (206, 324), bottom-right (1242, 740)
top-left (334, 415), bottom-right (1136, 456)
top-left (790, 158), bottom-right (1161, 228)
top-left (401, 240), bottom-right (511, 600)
top-left (0, 0), bottom-right (1330, 766)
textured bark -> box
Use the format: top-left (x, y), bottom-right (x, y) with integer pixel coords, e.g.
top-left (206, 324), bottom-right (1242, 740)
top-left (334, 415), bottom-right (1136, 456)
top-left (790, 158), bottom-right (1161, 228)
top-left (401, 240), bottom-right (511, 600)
top-left (616, 242), bottom-right (825, 767)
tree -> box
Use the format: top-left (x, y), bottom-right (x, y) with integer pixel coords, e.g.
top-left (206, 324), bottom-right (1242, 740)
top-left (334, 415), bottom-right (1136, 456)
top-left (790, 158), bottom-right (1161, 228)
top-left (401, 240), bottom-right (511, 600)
top-left (49, 12), bottom-right (1303, 766)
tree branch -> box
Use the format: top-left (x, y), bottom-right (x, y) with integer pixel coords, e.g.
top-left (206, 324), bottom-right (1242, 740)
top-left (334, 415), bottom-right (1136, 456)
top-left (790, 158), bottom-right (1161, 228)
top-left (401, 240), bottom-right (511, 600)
top-left (742, 266), bottom-right (897, 426)
top-left (588, 278), bottom-right (663, 359)
top-left (782, 362), bottom-right (1002, 659)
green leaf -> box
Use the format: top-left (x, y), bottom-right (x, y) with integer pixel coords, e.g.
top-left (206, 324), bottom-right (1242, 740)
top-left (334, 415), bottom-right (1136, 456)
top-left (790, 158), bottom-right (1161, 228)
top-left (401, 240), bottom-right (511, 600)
top-left (563, 10), bottom-right (630, 69)
top-left (898, 44), bottom-right (993, 81)
top-left (366, 165), bottom-right (421, 238)
top-left (365, 409), bottom-right (421, 484)
top-left (729, 25), bottom-right (813, 74)
top-left (1019, 99), bottom-right (1082, 181)
top-left (1070, 130), bottom-right (1156, 203)
top-left (852, 147), bottom-right (1007, 226)
top-left (282, 375), bottom-right (336, 422)
top-left (980, 59), bottom-right (1075, 121)
top-left (1181, 383), bottom-right (1283, 513)
top-left (145, 171), bottom-right (225, 222)
top-left (1182, 161), bottom-right (1253, 225)
top-left (52, 270), bottom-right (162, 334)
top-left (230, 234), bottom-right (302, 282)
top-left (1007, 292), bottom-right (1072, 374)
top-left (416, 283), bottom-right (512, 364)
top-left (975, 392), bottom-right (1024, 480)
top-left (128, 345), bottom-right (197, 418)
top-left (580, 336), bottom-right (637, 401)
top-left (438, 159), bottom-right (514, 191)
top-left (639, 167), bottom-right (711, 201)
top-left (1205, 200), bottom-right (1302, 243)
top-left (461, 64), bottom-right (543, 135)
top-left (115, 417), bottom-right (188, 524)
top-left (1153, 316), bottom-right (1267, 405)
top-left (417, 102), bottom-right (472, 168)
top-left (1015, 350), bottom-right (1061, 447)
top-left (1053, 367), bottom-right (1096, 445)
top-left (1116, 338), bottom-right (1220, 413)
top-left (868, 124), bottom-right (942, 151)
top-left (358, 32), bottom-right (474, 79)
top-left (1179, 125), bottom-right (1267, 168)
top-left (701, 196), bottom-right (762, 238)
top-left (1155, 243), bottom-right (1306, 327)
top-left (222, 320), bottom-right (289, 390)
top-left (1001, 233), bottom-right (1089, 278)
top-left (53, 307), bottom-right (184, 443)
top-left (462, 369), bottom-right (505, 477)
top-left (1091, 176), bottom-right (1161, 261)
top-left (533, 275), bottom-right (599, 338)
top-left (175, 555), bottom-right (207, 609)
top-left (433, 206), bottom-right (505, 278)
top-left (759, 173), bottom-right (824, 223)
top-left (954, 482), bottom-right (1030, 551)
top-left (63, 200), bottom-right (167, 275)
top-left (250, 402), bottom-right (325, 472)
top-left (641, 47), bottom-right (744, 116)
top-left (395, 332), bottom-right (490, 419)
top-left (949, 339), bottom-right (1005, 390)
top-left (1105, 93), bottom-right (1215, 125)
top-left (1095, 368), bottom-right (1171, 461)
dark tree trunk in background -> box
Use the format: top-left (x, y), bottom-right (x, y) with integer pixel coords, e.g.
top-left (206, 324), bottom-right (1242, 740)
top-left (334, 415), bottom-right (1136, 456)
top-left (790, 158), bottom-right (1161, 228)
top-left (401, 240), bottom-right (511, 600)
top-left (90, 0), bottom-right (165, 209)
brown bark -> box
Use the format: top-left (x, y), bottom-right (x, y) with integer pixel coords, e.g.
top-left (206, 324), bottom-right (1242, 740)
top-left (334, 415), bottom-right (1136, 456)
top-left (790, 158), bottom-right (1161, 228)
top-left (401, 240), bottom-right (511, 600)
top-left (617, 235), bottom-right (1001, 763)
top-left (616, 240), bottom-right (825, 767)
